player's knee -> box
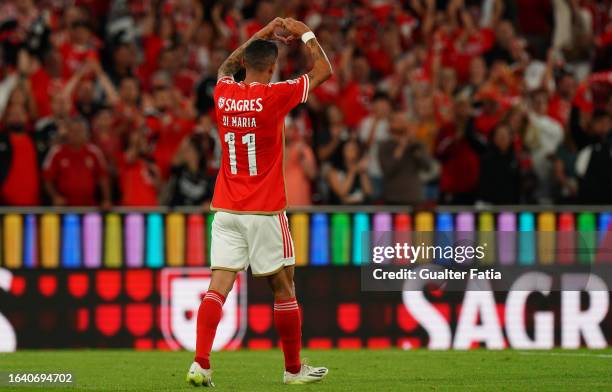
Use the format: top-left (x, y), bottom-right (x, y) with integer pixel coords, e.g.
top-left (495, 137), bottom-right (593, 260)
top-left (208, 270), bottom-right (237, 298)
top-left (266, 266), bottom-right (296, 300)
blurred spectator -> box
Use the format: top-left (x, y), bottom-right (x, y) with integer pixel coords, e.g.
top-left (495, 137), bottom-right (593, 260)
top-left (379, 112), bottom-right (437, 206)
top-left (435, 98), bottom-right (484, 205)
top-left (146, 74), bottom-right (195, 180)
top-left (241, 0), bottom-right (275, 42)
top-left (547, 67), bottom-right (576, 128)
top-left (473, 89), bottom-right (504, 136)
top-left (315, 105), bottom-right (349, 202)
top-left (165, 133), bottom-right (214, 207)
top-left (460, 57), bottom-right (488, 99)
top-left (316, 105), bottom-right (349, 169)
top-left (0, 104), bottom-right (40, 206)
top-left (114, 76), bottom-right (145, 141)
top-left (575, 110), bottom-right (612, 204)
top-left (107, 43), bottom-right (138, 86)
top-left (285, 120), bottom-right (317, 207)
top-left (478, 124), bottom-right (521, 204)
top-left (195, 115), bottom-right (221, 174)
top-left (62, 58), bottom-right (119, 122)
top-left (195, 49), bottom-right (227, 116)
top-left (434, 67), bottom-right (458, 123)
top-left (91, 108), bottom-right (122, 174)
top-left (157, 46), bottom-right (199, 98)
top-left (43, 116), bottom-right (111, 207)
top-left (59, 16), bottom-right (100, 80)
top-left (409, 94), bottom-right (439, 153)
top-left (116, 76), bottom-right (142, 119)
top-left (503, 106), bottom-right (538, 203)
top-left (0, 0), bottom-right (49, 66)
top-left (34, 94), bottom-right (71, 163)
top-left (358, 92), bottom-right (391, 199)
top-left (117, 76), bottom-right (141, 109)
top-left (516, 0), bottom-right (553, 59)
top-left (337, 56), bottom-right (374, 129)
top-left (524, 90), bottom-right (564, 202)
top-left (327, 138), bottom-right (372, 205)
top-left (552, 0), bottom-right (593, 80)
top-left (119, 131), bottom-right (160, 207)
top-left (485, 21), bottom-right (516, 66)
top-left (553, 129), bottom-right (579, 204)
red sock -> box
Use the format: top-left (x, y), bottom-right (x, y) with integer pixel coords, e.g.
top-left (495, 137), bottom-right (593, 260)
top-left (274, 298), bottom-right (302, 374)
top-left (194, 290), bottom-right (225, 369)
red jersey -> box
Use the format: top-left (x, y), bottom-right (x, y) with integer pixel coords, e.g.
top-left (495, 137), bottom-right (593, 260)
top-left (211, 75), bottom-right (309, 213)
top-left (118, 156), bottom-right (159, 207)
top-left (59, 42), bottom-right (99, 79)
top-left (146, 114), bottom-right (194, 180)
top-left (43, 144), bottom-right (108, 206)
top-left (0, 133), bottom-right (40, 206)
top-left (337, 81), bottom-right (374, 128)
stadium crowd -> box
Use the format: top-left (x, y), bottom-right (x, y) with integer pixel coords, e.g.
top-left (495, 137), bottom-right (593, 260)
top-left (0, 0), bottom-right (611, 208)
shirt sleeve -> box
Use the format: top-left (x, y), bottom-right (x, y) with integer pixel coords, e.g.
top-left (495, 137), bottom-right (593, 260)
top-left (268, 74), bottom-right (310, 114)
top-left (216, 75), bottom-right (235, 85)
top-left (213, 76), bottom-right (234, 110)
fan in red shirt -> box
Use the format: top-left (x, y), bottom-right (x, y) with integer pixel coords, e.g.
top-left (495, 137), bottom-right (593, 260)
top-left (118, 131), bottom-right (160, 207)
top-left (0, 105), bottom-right (40, 206)
top-left (145, 77), bottom-right (195, 180)
top-left (43, 116), bottom-right (111, 207)
top-left (240, 0), bottom-right (275, 41)
top-left (337, 56), bottom-right (375, 128)
top-left (59, 19), bottom-right (100, 79)
top-left (186, 18), bottom-right (332, 387)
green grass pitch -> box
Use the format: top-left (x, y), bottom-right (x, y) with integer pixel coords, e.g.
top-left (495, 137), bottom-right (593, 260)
top-left (1, 349), bottom-right (611, 391)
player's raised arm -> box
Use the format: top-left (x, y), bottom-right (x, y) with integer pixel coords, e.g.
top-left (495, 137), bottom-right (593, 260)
top-left (282, 18), bottom-right (333, 91)
top-left (217, 17), bottom-right (285, 81)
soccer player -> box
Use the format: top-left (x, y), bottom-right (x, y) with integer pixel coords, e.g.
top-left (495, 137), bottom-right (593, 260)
top-left (186, 17), bottom-right (332, 387)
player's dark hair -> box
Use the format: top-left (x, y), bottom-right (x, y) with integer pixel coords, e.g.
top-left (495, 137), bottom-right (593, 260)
top-left (243, 39), bottom-right (278, 72)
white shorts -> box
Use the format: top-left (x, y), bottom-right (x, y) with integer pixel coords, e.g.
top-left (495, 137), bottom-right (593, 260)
top-left (210, 211), bottom-right (295, 276)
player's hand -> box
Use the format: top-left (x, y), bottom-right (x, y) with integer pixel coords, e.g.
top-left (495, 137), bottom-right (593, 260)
top-left (281, 18), bottom-right (311, 39)
top-left (254, 17), bottom-right (284, 40)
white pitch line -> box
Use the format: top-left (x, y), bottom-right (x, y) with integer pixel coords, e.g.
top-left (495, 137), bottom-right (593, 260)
top-left (518, 351), bottom-right (612, 359)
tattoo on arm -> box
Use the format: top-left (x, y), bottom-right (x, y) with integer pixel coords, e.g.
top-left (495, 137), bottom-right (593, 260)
top-left (217, 38), bottom-right (255, 80)
top-left (305, 38), bottom-right (332, 89)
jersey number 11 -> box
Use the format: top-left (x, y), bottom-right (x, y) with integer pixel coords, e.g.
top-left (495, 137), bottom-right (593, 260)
top-left (225, 132), bottom-right (258, 176)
